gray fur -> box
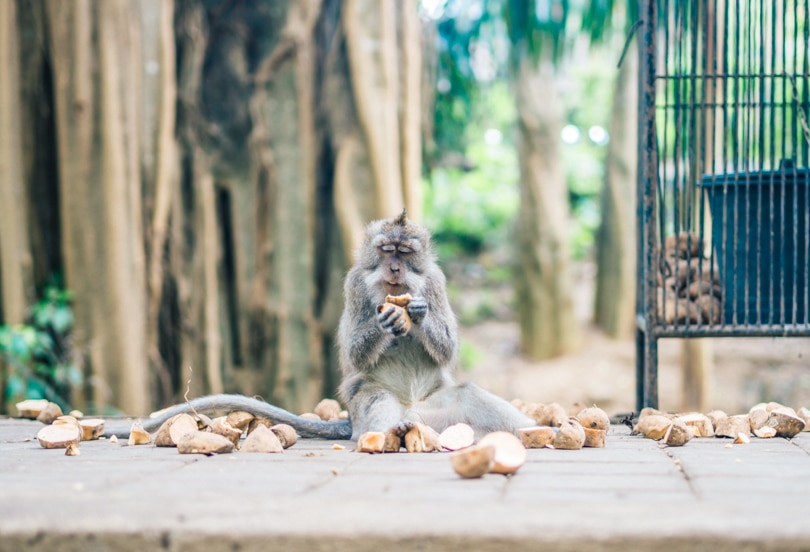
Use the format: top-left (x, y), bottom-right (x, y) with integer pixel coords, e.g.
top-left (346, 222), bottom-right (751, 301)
top-left (103, 394), bottom-right (351, 439)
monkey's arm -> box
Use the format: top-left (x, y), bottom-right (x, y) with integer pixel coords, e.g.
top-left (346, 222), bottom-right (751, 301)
top-left (337, 270), bottom-right (396, 372)
top-left (407, 270), bottom-right (458, 366)
top-left (101, 394), bottom-right (352, 439)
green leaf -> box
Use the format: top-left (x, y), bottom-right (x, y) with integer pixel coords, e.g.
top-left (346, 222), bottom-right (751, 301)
top-left (51, 307), bottom-right (74, 333)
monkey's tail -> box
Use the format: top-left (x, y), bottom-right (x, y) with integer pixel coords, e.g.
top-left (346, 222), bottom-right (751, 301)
top-left (101, 394), bottom-right (353, 440)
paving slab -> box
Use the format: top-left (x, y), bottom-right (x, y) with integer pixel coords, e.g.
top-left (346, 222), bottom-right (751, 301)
top-left (1, 418), bottom-right (809, 552)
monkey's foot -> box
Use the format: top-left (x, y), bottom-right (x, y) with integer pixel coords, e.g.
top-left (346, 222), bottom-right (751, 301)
top-left (389, 421), bottom-right (415, 438)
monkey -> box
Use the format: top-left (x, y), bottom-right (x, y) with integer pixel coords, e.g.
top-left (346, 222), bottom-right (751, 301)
top-left (335, 210), bottom-right (535, 439)
top-left (103, 211), bottom-right (534, 440)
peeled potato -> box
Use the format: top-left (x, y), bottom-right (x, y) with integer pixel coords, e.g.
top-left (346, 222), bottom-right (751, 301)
top-left (79, 419), bottom-right (105, 441)
top-left (404, 423), bottom-right (441, 453)
top-left (357, 431), bottom-right (387, 453)
top-left (241, 424), bottom-right (283, 453)
top-left (553, 418), bottom-right (586, 450)
top-left (270, 424), bottom-right (298, 449)
top-left (450, 444), bottom-right (496, 478)
top-left (177, 431), bottom-right (234, 454)
top-left (576, 406), bottom-right (610, 430)
top-left (583, 427), bottom-right (606, 448)
top-left (37, 416), bottom-right (81, 449)
top-left (314, 399), bottom-right (342, 422)
top-left (36, 402), bottom-right (64, 424)
top-left (477, 431), bottom-right (527, 475)
top-left (128, 421), bottom-right (152, 446)
top-left (518, 426), bottom-right (555, 449)
top-left (634, 414), bottom-right (673, 440)
top-left (155, 413), bottom-right (199, 447)
top-left (439, 423), bottom-right (475, 451)
top-left (16, 399), bottom-right (49, 419)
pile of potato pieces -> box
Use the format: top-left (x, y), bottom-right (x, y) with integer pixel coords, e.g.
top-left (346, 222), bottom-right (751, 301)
top-left (354, 403), bottom-right (612, 479)
top-left (655, 232), bottom-right (722, 325)
top-left (148, 411), bottom-right (299, 454)
top-left (632, 402), bottom-right (809, 446)
top-left (16, 400), bottom-right (107, 456)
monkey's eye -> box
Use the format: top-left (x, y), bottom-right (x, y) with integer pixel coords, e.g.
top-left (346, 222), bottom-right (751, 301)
top-left (397, 246), bottom-right (413, 254)
top-left (380, 244), bottom-right (396, 253)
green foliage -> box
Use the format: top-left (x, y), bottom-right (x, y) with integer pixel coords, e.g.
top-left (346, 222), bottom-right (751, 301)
top-left (503, 0), bottom-right (569, 66)
top-left (459, 339), bottom-right (484, 371)
top-left (426, 0), bottom-right (637, 262)
top-left (560, 48), bottom-right (616, 258)
top-left (424, 82), bottom-right (519, 257)
top-left (1, 284), bottom-right (81, 411)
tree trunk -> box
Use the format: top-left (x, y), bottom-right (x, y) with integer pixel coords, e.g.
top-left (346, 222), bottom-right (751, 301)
top-left (513, 58), bottom-right (580, 359)
top-left (140, 0), bottom-right (177, 403)
top-left (45, 0), bottom-right (149, 415)
top-left (0, 0), bottom-right (34, 415)
top-left (0, 0), bottom-right (33, 325)
top-left (594, 41), bottom-right (638, 339)
top-left (1, 0), bottom-right (425, 415)
top-left (343, 0), bottom-right (405, 220)
top-left (681, 338), bottom-right (711, 412)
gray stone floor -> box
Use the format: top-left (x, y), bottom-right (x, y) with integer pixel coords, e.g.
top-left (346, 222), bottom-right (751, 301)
top-left (1, 418), bottom-right (809, 551)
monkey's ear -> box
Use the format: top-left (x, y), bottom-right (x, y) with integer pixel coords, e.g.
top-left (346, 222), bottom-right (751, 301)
top-left (394, 209), bottom-right (408, 226)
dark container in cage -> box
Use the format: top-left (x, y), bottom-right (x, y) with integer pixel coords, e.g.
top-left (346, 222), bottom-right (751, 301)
top-left (700, 161), bottom-right (809, 325)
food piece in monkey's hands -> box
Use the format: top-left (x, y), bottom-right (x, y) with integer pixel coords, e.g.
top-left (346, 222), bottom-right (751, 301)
top-left (384, 293), bottom-right (413, 307)
top-left (377, 302), bottom-right (412, 337)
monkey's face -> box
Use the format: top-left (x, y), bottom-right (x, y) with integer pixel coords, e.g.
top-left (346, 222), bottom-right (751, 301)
top-left (377, 239), bottom-right (419, 295)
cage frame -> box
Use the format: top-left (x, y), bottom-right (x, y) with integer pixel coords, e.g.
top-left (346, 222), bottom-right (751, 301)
top-left (635, 0), bottom-right (810, 410)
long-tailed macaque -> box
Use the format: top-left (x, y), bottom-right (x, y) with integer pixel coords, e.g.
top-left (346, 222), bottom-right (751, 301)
top-left (104, 212), bottom-right (534, 440)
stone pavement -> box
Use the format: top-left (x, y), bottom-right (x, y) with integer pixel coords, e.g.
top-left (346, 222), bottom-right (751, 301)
top-left (1, 417), bottom-right (809, 552)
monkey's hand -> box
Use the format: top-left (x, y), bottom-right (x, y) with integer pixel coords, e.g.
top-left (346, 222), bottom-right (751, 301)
top-left (377, 304), bottom-right (411, 337)
top-left (406, 296), bottom-right (428, 324)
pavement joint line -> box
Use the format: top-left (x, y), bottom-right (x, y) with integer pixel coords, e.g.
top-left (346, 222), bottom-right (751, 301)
top-left (661, 444), bottom-right (700, 499)
top-left (788, 437), bottom-right (810, 456)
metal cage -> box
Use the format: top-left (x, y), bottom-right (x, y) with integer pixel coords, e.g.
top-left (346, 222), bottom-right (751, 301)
top-left (636, 0), bottom-right (810, 408)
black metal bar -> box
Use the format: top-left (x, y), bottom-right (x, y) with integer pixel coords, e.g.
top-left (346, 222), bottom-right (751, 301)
top-left (653, 324), bottom-right (810, 338)
top-left (637, 0), bottom-right (659, 411)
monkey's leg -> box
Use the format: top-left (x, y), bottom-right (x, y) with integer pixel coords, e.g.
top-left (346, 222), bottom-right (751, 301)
top-left (346, 384), bottom-right (408, 440)
top-left (412, 382), bottom-right (535, 439)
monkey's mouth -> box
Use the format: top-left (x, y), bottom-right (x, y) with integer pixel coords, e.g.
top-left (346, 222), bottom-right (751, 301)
top-left (384, 281), bottom-right (405, 293)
